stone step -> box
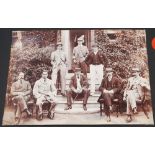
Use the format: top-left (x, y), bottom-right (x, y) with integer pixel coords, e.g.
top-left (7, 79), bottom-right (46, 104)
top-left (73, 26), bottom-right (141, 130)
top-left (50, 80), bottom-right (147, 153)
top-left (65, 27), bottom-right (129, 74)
top-left (65, 73), bottom-right (91, 79)
top-left (55, 94), bottom-right (100, 104)
top-left (65, 85), bottom-right (100, 91)
top-left (65, 73), bottom-right (101, 89)
top-left (57, 100), bottom-right (99, 104)
top-left (55, 103), bottom-right (100, 114)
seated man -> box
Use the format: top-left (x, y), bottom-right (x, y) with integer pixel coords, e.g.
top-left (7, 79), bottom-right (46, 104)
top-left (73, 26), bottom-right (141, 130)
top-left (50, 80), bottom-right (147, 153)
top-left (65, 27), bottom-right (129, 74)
top-left (33, 70), bottom-right (57, 120)
top-left (11, 72), bottom-right (32, 125)
top-left (65, 68), bottom-right (90, 111)
top-left (98, 67), bottom-right (121, 122)
top-left (123, 67), bottom-right (151, 122)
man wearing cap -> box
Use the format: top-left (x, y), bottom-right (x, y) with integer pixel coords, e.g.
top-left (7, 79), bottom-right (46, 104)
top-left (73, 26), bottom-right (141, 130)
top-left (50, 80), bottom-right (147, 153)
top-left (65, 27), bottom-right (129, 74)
top-left (65, 68), bottom-right (90, 111)
top-left (33, 70), bottom-right (57, 120)
top-left (85, 43), bottom-right (108, 95)
top-left (11, 72), bottom-right (32, 124)
top-left (73, 35), bottom-right (89, 76)
top-left (98, 67), bottom-right (121, 122)
top-left (123, 67), bottom-right (150, 122)
top-left (51, 42), bottom-right (68, 96)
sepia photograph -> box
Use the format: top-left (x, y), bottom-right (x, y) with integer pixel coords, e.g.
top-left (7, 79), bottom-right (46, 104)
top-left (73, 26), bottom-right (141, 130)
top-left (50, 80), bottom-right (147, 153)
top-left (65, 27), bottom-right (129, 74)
top-left (2, 29), bottom-right (154, 125)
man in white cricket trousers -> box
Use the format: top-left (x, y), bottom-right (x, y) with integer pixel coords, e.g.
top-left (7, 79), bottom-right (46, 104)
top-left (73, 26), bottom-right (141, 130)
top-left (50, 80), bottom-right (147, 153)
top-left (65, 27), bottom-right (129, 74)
top-left (123, 67), bottom-right (151, 122)
top-left (51, 42), bottom-right (68, 96)
top-left (85, 43), bottom-right (108, 95)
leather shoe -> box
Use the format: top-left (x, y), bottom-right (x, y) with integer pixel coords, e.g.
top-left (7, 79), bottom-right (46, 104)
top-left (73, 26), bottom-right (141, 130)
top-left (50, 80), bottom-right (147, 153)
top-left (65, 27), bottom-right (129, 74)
top-left (15, 117), bottom-right (20, 125)
top-left (83, 105), bottom-right (87, 111)
top-left (64, 106), bottom-right (72, 110)
top-left (107, 116), bottom-right (111, 122)
top-left (126, 115), bottom-right (132, 122)
top-left (133, 108), bottom-right (138, 114)
top-left (61, 93), bottom-right (66, 97)
top-left (47, 112), bottom-right (55, 120)
top-left (38, 113), bottom-right (43, 120)
top-left (26, 110), bottom-right (32, 117)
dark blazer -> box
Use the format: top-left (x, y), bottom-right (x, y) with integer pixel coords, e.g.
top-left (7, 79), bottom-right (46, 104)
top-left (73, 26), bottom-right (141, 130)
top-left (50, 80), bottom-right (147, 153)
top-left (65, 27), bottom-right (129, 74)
top-left (99, 76), bottom-right (121, 93)
top-left (69, 74), bottom-right (89, 90)
top-left (85, 51), bottom-right (108, 67)
top-left (98, 76), bottom-right (122, 103)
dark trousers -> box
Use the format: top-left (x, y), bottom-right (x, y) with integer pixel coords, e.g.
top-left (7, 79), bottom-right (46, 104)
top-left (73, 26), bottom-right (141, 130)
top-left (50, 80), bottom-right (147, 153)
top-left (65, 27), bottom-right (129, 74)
top-left (66, 89), bottom-right (90, 106)
top-left (101, 92), bottom-right (114, 117)
top-left (36, 101), bottom-right (56, 115)
top-left (13, 95), bottom-right (30, 118)
top-left (73, 61), bottom-right (88, 76)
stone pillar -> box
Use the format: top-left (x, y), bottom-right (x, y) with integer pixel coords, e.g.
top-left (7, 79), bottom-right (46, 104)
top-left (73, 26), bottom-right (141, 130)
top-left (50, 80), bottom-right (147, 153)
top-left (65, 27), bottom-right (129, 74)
top-left (91, 30), bottom-right (95, 46)
top-left (61, 30), bottom-right (72, 70)
top-left (14, 31), bottom-right (23, 50)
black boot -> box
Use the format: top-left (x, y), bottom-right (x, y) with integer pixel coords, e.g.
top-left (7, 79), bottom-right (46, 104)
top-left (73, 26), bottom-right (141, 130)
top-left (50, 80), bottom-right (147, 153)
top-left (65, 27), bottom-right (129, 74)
top-left (47, 111), bottom-right (55, 120)
top-left (83, 105), bottom-right (87, 111)
top-left (64, 105), bottom-right (72, 110)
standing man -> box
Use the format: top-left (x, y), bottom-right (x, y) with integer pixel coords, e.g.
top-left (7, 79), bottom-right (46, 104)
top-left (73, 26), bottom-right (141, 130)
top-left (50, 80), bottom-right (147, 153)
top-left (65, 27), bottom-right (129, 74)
top-left (85, 43), bottom-right (108, 95)
top-left (33, 70), bottom-right (57, 120)
top-left (65, 68), bottom-right (90, 111)
top-left (123, 67), bottom-right (150, 122)
top-left (98, 67), bottom-right (121, 122)
top-left (11, 72), bottom-right (32, 125)
top-left (51, 42), bottom-right (68, 96)
top-left (73, 35), bottom-right (89, 76)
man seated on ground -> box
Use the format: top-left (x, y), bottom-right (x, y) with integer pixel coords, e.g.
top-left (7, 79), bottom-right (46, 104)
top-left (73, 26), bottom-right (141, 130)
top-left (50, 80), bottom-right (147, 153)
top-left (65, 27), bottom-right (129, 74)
top-left (98, 67), bottom-right (121, 122)
top-left (65, 68), bottom-right (90, 111)
top-left (11, 72), bottom-right (32, 125)
top-left (123, 67), bottom-right (151, 122)
top-left (33, 70), bottom-right (57, 120)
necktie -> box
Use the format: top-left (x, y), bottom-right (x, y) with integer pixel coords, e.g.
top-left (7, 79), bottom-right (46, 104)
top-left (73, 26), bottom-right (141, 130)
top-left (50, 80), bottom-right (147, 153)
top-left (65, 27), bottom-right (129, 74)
top-left (77, 75), bottom-right (82, 90)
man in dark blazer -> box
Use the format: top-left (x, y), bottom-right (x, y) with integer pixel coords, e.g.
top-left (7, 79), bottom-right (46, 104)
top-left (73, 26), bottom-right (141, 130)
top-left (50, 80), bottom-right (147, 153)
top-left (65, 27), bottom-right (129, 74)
top-left (85, 43), bottom-right (108, 95)
top-left (65, 68), bottom-right (90, 111)
top-left (98, 67), bottom-right (121, 122)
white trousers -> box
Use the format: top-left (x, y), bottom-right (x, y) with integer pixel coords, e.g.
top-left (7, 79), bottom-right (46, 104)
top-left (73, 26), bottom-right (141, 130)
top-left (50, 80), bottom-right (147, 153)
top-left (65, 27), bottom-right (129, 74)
top-left (90, 64), bottom-right (104, 94)
top-left (126, 90), bottom-right (140, 115)
top-left (51, 65), bottom-right (67, 94)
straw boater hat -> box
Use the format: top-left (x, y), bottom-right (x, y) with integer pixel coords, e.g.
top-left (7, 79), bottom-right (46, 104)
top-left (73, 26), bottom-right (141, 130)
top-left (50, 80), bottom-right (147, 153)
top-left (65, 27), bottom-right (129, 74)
top-left (56, 42), bottom-right (63, 46)
top-left (77, 35), bottom-right (84, 43)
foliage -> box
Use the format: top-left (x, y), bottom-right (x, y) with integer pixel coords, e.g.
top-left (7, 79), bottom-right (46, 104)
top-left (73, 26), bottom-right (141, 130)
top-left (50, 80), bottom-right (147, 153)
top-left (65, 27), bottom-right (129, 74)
top-left (7, 31), bottom-right (57, 92)
top-left (95, 30), bottom-right (149, 79)
top-left (7, 30), bottom-right (149, 93)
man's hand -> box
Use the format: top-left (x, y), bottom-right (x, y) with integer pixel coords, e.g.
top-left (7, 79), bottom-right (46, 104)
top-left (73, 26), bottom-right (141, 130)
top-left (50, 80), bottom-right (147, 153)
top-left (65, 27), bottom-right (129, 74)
top-left (103, 89), bottom-right (114, 94)
top-left (123, 95), bottom-right (127, 101)
top-left (109, 90), bottom-right (114, 94)
top-left (73, 89), bottom-right (78, 93)
top-left (77, 89), bottom-right (82, 93)
top-left (103, 89), bottom-right (108, 93)
top-left (17, 92), bottom-right (25, 96)
top-left (73, 59), bottom-right (77, 63)
top-left (73, 89), bottom-right (82, 93)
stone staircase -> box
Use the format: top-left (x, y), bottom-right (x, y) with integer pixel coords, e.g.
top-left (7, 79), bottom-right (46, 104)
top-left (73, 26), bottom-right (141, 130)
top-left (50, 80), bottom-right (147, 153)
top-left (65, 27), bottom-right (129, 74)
top-left (54, 73), bottom-right (101, 114)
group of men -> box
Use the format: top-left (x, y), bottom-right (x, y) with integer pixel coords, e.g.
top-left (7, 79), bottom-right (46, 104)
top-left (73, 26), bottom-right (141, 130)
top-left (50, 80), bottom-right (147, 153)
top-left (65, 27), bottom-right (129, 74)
top-left (10, 35), bottom-right (151, 124)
